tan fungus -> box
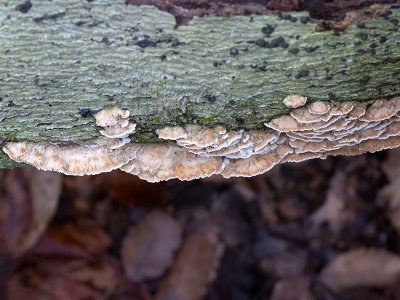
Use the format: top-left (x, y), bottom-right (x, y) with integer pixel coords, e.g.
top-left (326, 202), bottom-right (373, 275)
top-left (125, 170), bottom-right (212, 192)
top-left (2, 140), bottom-right (139, 176)
top-left (3, 98), bottom-right (400, 181)
top-left (283, 95), bottom-right (307, 109)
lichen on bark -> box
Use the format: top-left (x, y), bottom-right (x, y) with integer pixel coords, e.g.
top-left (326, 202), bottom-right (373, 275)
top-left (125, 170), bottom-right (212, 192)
top-left (1, 0), bottom-right (399, 168)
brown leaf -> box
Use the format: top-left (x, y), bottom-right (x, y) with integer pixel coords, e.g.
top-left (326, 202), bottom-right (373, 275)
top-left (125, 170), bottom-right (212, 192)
top-left (155, 232), bottom-right (223, 300)
top-left (271, 276), bottom-right (313, 300)
top-left (69, 261), bottom-right (118, 291)
top-left (261, 249), bottom-right (307, 279)
top-left (47, 220), bottom-right (112, 255)
top-left (0, 167), bottom-right (62, 255)
top-left (9, 259), bottom-right (119, 300)
top-left (110, 170), bottom-right (166, 207)
top-left (18, 168), bottom-right (63, 254)
top-left (121, 210), bottom-right (182, 282)
top-left (0, 168), bottom-right (31, 253)
top-left (9, 260), bottom-right (94, 300)
top-left (382, 149), bottom-right (400, 234)
top-left (27, 235), bottom-right (90, 260)
top-left (310, 169), bottom-right (355, 233)
top-left (319, 248), bottom-right (400, 292)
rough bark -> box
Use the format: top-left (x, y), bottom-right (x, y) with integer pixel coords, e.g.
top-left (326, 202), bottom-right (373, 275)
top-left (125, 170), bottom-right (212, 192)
top-left (1, 0), bottom-right (399, 168)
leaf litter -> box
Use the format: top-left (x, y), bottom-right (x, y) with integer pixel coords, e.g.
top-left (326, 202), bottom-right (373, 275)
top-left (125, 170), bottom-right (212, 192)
top-left (1, 148), bottom-right (400, 299)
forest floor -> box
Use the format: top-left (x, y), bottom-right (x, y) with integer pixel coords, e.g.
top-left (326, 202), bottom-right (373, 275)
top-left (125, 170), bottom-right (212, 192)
top-left (1, 149), bottom-right (400, 299)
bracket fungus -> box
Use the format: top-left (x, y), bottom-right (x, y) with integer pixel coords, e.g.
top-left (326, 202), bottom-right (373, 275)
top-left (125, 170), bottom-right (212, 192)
top-left (283, 95), bottom-right (308, 109)
top-left (3, 98), bottom-right (400, 182)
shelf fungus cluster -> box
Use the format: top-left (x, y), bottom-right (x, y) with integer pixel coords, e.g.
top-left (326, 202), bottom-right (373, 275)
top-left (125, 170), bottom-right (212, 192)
top-left (3, 97), bottom-right (400, 182)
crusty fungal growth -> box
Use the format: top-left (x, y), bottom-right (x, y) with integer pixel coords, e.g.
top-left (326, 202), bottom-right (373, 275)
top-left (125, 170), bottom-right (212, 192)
top-left (95, 107), bottom-right (137, 139)
top-left (94, 107), bottom-right (130, 127)
top-left (155, 97), bottom-right (400, 179)
top-left (2, 139), bottom-right (139, 176)
top-left (120, 144), bottom-right (225, 182)
top-left (283, 95), bottom-right (308, 109)
top-left (3, 99), bottom-right (400, 182)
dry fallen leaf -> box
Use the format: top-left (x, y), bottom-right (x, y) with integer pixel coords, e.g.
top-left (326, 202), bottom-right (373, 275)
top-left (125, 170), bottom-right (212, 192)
top-left (121, 210), bottom-right (182, 282)
top-left (310, 169), bottom-right (355, 234)
top-left (319, 248), bottom-right (400, 292)
top-left (69, 261), bottom-right (118, 292)
top-left (155, 231), bottom-right (223, 300)
top-left (9, 260), bottom-right (103, 300)
top-left (261, 249), bottom-right (307, 279)
top-left (270, 276), bottom-right (313, 300)
top-left (109, 170), bottom-right (166, 207)
top-left (0, 167), bottom-right (62, 255)
top-left (382, 149), bottom-right (400, 234)
top-left (47, 220), bottom-right (112, 255)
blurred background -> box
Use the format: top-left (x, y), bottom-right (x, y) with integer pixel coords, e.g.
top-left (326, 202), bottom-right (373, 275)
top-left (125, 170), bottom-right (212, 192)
top-left (1, 149), bottom-right (400, 300)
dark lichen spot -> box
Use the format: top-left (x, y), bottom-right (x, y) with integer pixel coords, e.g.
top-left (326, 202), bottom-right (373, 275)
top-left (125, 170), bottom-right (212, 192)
top-left (281, 14), bottom-right (291, 21)
top-left (356, 32), bottom-right (368, 40)
top-left (101, 36), bottom-right (112, 45)
top-left (281, 42), bottom-right (289, 48)
top-left (289, 16), bottom-right (297, 23)
top-left (205, 95), bottom-right (217, 103)
top-left (369, 43), bottom-right (378, 48)
top-left (300, 16), bottom-right (309, 24)
top-left (137, 39), bottom-right (157, 48)
top-left (379, 36), bottom-right (388, 43)
top-left (304, 46), bottom-right (319, 53)
top-left (295, 70), bottom-right (309, 79)
top-left (236, 117), bottom-right (244, 125)
top-left (357, 22), bottom-right (365, 29)
top-left (354, 41), bottom-right (362, 46)
top-left (8, 101), bottom-right (16, 107)
top-left (270, 39), bottom-right (280, 48)
top-left (261, 24), bottom-right (274, 36)
top-left (75, 20), bottom-right (86, 26)
top-left (328, 92), bottom-right (336, 100)
top-left (160, 54), bottom-right (167, 61)
top-left (289, 48), bottom-right (299, 54)
top-left (381, 10), bottom-right (392, 20)
top-left (33, 12), bottom-right (65, 22)
top-left (213, 61), bottom-right (224, 67)
top-left (360, 75), bottom-right (371, 85)
top-left (230, 49), bottom-right (239, 56)
top-left (258, 65), bottom-right (267, 72)
top-left (15, 1), bottom-right (32, 13)
top-left (78, 108), bottom-right (91, 118)
top-left (390, 19), bottom-right (399, 25)
top-left (255, 39), bottom-right (266, 47)
top-left (37, 122), bottom-right (52, 126)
